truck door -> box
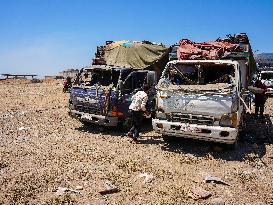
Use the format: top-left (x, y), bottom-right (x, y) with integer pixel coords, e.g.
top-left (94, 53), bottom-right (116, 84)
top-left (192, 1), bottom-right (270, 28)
top-left (118, 71), bottom-right (148, 117)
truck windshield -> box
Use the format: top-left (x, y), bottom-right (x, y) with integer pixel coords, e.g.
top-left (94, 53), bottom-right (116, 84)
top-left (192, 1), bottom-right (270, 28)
top-left (261, 72), bottom-right (273, 80)
top-left (81, 69), bottom-right (120, 87)
top-left (164, 63), bottom-right (235, 86)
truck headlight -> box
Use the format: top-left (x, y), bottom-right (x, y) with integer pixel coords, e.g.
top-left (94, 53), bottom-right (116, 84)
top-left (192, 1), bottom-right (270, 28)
top-left (156, 111), bottom-right (166, 120)
top-left (220, 113), bottom-right (237, 128)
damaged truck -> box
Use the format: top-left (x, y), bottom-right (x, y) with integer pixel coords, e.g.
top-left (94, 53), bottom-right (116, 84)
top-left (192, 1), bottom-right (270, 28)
top-left (152, 33), bottom-right (257, 147)
top-left (69, 40), bottom-right (170, 128)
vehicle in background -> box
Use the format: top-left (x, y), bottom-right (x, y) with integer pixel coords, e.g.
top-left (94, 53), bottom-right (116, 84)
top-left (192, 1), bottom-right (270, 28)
top-left (152, 33), bottom-right (257, 147)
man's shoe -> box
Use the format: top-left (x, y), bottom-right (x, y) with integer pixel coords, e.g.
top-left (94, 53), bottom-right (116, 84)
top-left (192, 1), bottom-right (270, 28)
top-left (127, 132), bottom-right (133, 138)
top-left (131, 138), bottom-right (139, 144)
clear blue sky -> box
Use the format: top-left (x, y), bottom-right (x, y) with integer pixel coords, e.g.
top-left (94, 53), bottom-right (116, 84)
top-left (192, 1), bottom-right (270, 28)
top-left (0, 0), bottom-right (273, 77)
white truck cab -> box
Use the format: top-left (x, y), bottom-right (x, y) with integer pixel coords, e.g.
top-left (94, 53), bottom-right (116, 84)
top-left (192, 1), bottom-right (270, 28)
top-left (152, 59), bottom-right (250, 145)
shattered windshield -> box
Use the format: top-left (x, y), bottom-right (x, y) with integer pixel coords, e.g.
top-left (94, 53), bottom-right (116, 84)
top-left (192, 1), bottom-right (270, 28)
top-left (158, 63), bottom-right (235, 91)
top-left (80, 69), bottom-right (120, 87)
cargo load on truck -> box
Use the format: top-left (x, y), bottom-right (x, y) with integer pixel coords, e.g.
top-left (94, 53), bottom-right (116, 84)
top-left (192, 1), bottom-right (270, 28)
top-left (92, 40), bottom-right (170, 78)
top-left (175, 33), bottom-right (257, 86)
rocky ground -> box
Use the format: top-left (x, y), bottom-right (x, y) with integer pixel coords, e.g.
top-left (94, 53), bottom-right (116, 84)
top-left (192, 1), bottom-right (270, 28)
top-left (0, 79), bottom-right (273, 205)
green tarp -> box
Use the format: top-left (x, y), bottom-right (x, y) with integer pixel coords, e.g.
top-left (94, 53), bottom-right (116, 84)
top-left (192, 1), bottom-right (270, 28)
top-left (104, 41), bottom-right (169, 69)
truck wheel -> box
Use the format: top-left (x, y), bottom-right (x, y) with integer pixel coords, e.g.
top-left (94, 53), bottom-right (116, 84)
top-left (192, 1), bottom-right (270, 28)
top-left (162, 135), bottom-right (176, 142)
top-left (117, 121), bottom-right (124, 131)
top-left (81, 120), bottom-right (90, 126)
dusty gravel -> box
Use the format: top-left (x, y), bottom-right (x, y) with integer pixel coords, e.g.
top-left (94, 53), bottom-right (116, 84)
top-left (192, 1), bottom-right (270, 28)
top-left (0, 79), bottom-right (273, 205)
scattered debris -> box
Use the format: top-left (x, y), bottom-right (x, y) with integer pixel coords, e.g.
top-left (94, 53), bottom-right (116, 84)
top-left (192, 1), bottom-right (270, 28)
top-left (75, 186), bottom-right (83, 190)
top-left (138, 172), bottom-right (154, 183)
top-left (99, 181), bottom-right (119, 195)
top-left (18, 127), bottom-right (30, 131)
top-left (204, 176), bottom-right (230, 186)
top-left (55, 187), bottom-right (81, 196)
top-left (189, 187), bottom-right (211, 200)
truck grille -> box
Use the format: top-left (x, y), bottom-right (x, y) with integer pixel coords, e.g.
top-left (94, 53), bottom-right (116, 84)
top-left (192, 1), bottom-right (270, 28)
top-left (170, 113), bottom-right (214, 126)
top-left (75, 104), bottom-right (101, 115)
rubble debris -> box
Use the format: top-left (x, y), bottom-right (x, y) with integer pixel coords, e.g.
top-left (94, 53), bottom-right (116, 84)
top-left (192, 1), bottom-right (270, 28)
top-left (188, 187), bottom-right (212, 200)
top-left (99, 181), bottom-right (119, 195)
top-left (55, 187), bottom-right (81, 196)
top-left (18, 127), bottom-right (30, 131)
top-left (204, 176), bottom-right (230, 186)
top-left (138, 172), bottom-right (155, 183)
top-left (75, 186), bottom-right (83, 190)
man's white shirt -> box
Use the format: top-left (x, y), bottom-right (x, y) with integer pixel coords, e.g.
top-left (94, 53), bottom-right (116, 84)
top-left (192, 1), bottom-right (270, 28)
top-left (129, 91), bottom-right (148, 111)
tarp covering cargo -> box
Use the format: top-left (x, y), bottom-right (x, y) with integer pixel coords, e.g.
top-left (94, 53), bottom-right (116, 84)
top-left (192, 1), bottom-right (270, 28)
top-left (104, 41), bottom-right (169, 69)
top-left (93, 40), bottom-right (170, 69)
top-left (176, 34), bottom-right (255, 61)
top-left (177, 39), bottom-right (243, 60)
top-left (176, 33), bottom-right (257, 81)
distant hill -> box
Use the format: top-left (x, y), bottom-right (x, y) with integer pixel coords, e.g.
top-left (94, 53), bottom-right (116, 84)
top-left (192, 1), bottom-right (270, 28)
top-left (255, 53), bottom-right (273, 67)
top-left (255, 53), bottom-right (273, 59)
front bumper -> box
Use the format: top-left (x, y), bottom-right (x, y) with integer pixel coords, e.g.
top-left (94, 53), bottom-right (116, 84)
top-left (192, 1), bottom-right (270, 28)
top-left (152, 119), bottom-right (238, 144)
top-left (266, 88), bottom-right (273, 96)
top-left (69, 109), bottom-right (118, 127)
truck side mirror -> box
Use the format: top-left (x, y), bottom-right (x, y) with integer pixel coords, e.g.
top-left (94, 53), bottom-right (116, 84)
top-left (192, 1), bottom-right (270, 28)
top-left (147, 71), bottom-right (157, 86)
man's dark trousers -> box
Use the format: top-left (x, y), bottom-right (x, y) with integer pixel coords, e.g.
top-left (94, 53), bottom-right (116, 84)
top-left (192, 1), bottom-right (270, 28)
top-left (129, 110), bottom-right (143, 140)
top-left (254, 94), bottom-right (266, 116)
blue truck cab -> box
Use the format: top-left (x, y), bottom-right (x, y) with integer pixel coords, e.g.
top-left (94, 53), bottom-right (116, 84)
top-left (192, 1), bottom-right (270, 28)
top-left (68, 65), bottom-right (156, 127)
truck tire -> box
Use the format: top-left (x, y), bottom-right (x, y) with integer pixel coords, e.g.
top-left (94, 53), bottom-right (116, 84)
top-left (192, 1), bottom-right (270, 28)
top-left (117, 120), bottom-right (124, 131)
top-left (81, 120), bottom-right (91, 126)
top-left (162, 135), bottom-right (176, 143)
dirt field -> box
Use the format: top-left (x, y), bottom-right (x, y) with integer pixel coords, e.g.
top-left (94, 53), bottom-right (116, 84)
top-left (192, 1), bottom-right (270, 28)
top-left (0, 80), bottom-right (273, 205)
